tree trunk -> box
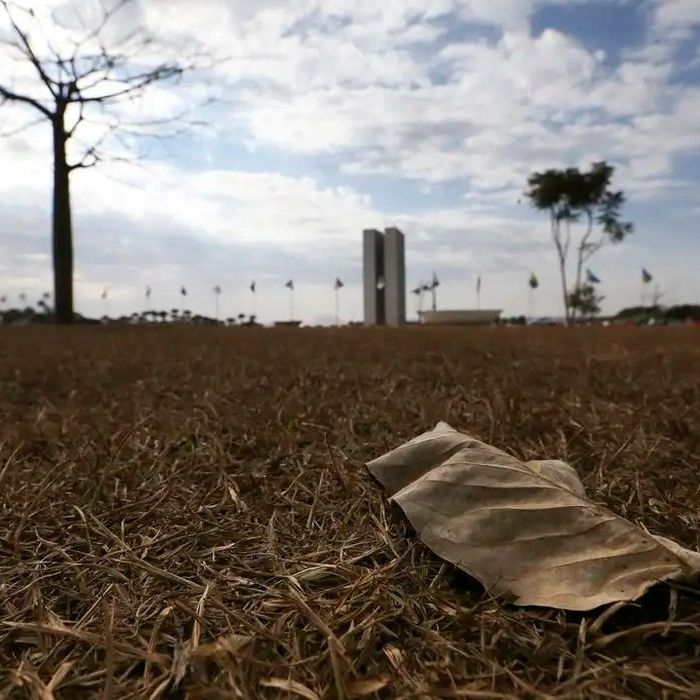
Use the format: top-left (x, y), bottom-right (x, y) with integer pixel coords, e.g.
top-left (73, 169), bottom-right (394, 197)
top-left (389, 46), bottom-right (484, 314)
top-left (572, 210), bottom-right (593, 322)
top-left (52, 110), bottom-right (74, 324)
top-left (552, 213), bottom-right (570, 325)
top-left (558, 252), bottom-right (570, 325)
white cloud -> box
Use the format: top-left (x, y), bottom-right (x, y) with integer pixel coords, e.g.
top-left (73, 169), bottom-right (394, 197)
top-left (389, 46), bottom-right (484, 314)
top-left (651, 0), bottom-right (700, 42)
top-left (229, 16), bottom-right (700, 203)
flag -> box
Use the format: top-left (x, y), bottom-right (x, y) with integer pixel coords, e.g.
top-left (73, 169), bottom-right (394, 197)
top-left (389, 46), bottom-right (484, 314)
top-left (18, 292), bottom-right (26, 302)
top-left (145, 286), bottom-right (151, 299)
top-left (476, 276), bottom-right (482, 294)
top-left (250, 281), bottom-right (256, 293)
top-left (529, 272), bottom-right (539, 289)
top-left (180, 285), bottom-right (187, 296)
top-left (285, 280), bottom-right (294, 290)
top-left (642, 268), bottom-right (653, 284)
top-left (431, 271), bottom-right (440, 289)
top-left (586, 269), bottom-right (601, 284)
top-left (213, 284), bottom-right (221, 294)
top-left (334, 277), bottom-right (343, 290)
top-left (0, 295), bottom-right (6, 304)
top-left (421, 283), bottom-right (432, 292)
top-left (101, 288), bottom-right (107, 300)
top-left (412, 285), bottom-right (421, 295)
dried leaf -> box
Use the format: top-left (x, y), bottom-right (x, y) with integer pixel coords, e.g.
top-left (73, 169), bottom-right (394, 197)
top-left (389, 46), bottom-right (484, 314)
top-left (367, 421), bottom-right (700, 611)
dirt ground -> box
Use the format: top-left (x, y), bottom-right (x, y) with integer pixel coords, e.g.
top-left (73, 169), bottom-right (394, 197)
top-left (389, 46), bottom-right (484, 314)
top-left (1, 325), bottom-right (699, 699)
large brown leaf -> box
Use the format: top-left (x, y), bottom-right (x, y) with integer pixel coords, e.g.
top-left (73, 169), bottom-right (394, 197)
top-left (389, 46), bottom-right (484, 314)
top-left (367, 422), bottom-right (700, 611)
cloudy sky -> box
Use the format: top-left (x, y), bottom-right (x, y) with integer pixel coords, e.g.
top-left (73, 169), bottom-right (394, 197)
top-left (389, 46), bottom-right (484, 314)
top-left (1, 0), bottom-right (699, 323)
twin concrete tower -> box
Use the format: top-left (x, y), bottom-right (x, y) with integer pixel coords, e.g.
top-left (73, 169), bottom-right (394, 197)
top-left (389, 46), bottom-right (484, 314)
top-left (363, 227), bottom-right (406, 326)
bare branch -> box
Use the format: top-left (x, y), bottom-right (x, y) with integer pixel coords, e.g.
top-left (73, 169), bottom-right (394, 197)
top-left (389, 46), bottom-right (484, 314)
top-left (115, 98), bottom-right (214, 136)
top-left (66, 119), bottom-right (121, 171)
top-left (0, 83), bottom-right (52, 117)
top-left (0, 0), bottom-right (222, 128)
top-left (0, 0), bottom-right (58, 97)
top-left (65, 0), bottom-right (132, 65)
top-left (74, 64), bottom-right (185, 103)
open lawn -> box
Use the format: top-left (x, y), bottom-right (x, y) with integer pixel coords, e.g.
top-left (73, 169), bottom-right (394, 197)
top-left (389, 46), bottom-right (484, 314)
top-left (1, 325), bottom-right (699, 699)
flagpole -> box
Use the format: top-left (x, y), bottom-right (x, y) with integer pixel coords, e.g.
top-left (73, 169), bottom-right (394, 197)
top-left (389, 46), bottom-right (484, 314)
top-left (102, 292), bottom-right (109, 319)
top-left (289, 288), bottom-right (294, 321)
top-left (528, 287), bottom-right (534, 320)
top-left (215, 292), bottom-right (219, 321)
top-left (335, 287), bottom-right (340, 326)
top-left (180, 286), bottom-right (187, 317)
top-left (476, 273), bottom-right (481, 310)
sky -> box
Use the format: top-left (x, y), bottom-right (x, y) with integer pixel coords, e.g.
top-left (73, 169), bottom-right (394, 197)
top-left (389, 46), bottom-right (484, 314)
top-left (0, 0), bottom-right (699, 324)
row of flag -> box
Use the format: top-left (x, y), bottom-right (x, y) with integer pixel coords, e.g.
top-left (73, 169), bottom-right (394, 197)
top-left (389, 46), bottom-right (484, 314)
top-left (0, 292), bottom-right (49, 305)
top-left (94, 266), bottom-right (659, 302)
top-left (3, 268), bottom-right (657, 308)
top-left (411, 272), bottom-right (482, 297)
top-left (98, 278), bottom-right (347, 300)
top-left (528, 267), bottom-right (654, 289)
top-left (0, 292), bottom-right (46, 303)
top-left (412, 271), bottom-right (440, 296)
top-left (97, 279), bottom-right (348, 322)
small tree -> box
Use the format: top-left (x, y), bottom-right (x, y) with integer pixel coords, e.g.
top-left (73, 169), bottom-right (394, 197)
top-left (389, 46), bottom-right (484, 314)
top-left (568, 283), bottom-right (603, 320)
top-left (524, 161), bottom-right (632, 323)
top-left (0, 0), bottom-right (221, 323)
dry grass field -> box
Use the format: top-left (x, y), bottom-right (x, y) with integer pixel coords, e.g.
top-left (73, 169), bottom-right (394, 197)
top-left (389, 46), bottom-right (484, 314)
top-left (1, 325), bottom-right (700, 699)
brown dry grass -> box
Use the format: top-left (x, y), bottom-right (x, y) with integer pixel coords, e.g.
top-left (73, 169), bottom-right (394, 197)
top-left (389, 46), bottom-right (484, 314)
top-left (1, 325), bottom-right (700, 699)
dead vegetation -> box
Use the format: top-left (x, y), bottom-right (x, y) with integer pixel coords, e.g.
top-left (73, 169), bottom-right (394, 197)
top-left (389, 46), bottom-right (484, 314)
top-left (1, 325), bottom-right (699, 699)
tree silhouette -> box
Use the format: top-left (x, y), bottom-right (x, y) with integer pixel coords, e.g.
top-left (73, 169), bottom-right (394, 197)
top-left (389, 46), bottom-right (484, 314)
top-left (524, 161), bottom-right (632, 324)
top-left (0, 0), bottom-right (221, 323)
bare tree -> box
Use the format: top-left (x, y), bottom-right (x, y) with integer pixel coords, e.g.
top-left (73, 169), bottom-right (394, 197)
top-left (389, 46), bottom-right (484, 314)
top-left (0, 0), bottom-right (221, 323)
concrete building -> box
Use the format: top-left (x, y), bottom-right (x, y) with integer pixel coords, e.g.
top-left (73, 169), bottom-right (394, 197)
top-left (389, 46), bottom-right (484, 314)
top-left (363, 228), bottom-right (385, 325)
top-left (363, 227), bottom-right (406, 326)
top-left (383, 227), bottom-right (406, 326)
